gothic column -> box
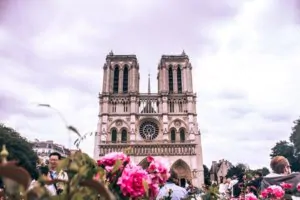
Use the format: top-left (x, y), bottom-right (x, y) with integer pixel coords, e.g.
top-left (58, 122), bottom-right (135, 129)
top-left (173, 67), bottom-right (178, 93)
top-left (106, 65), bottom-right (111, 93)
top-left (164, 67), bottom-right (168, 92)
top-left (161, 67), bottom-right (166, 92)
top-left (102, 64), bottom-right (107, 93)
top-left (118, 67), bottom-right (123, 93)
top-left (182, 66), bottom-right (187, 92)
top-left (131, 67), bottom-right (135, 92)
top-left (188, 63), bottom-right (193, 93)
top-left (109, 68), bottom-right (114, 93)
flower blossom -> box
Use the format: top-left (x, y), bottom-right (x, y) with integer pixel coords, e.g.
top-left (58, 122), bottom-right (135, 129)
top-left (280, 182), bottom-right (293, 190)
top-left (97, 152), bottom-right (130, 172)
top-left (146, 156), bottom-right (170, 185)
top-left (297, 183), bottom-right (300, 192)
top-left (117, 164), bottom-right (151, 199)
top-left (245, 193), bottom-right (258, 200)
top-left (261, 185), bottom-right (285, 199)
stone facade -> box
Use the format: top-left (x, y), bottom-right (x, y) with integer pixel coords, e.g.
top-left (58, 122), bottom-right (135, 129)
top-left (93, 51), bottom-right (204, 187)
top-left (210, 159), bottom-right (232, 184)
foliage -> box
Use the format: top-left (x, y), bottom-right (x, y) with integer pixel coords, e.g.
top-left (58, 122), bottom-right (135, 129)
top-left (270, 140), bottom-right (300, 172)
top-left (290, 118), bottom-right (300, 154)
top-left (201, 184), bottom-right (219, 200)
top-left (260, 167), bottom-right (270, 176)
top-left (270, 117), bottom-right (300, 173)
top-left (0, 148), bottom-right (115, 200)
top-left (203, 164), bottom-right (211, 186)
top-left (0, 123), bottom-right (39, 179)
top-left (227, 163), bottom-right (249, 178)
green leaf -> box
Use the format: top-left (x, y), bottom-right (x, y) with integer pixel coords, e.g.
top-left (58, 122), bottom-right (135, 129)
top-left (111, 160), bottom-right (122, 174)
top-left (142, 179), bottom-right (149, 197)
top-left (67, 125), bottom-right (82, 138)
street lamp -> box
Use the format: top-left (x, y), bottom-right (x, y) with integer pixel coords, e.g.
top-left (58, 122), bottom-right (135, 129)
top-left (37, 104), bottom-right (72, 149)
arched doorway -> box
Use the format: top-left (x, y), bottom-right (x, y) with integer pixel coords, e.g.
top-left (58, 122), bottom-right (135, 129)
top-left (171, 159), bottom-right (192, 188)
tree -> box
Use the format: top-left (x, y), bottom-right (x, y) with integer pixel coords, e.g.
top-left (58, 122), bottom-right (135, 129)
top-left (0, 124), bottom-right (38, 179)
top-left (270, 140), bottom-right (300, 172)
top-left (261, 167), bottom-right (270, 176)
top-left (203, 164), bottom-right (211, 185)
top-left (290, 118), bottom-right (300, 154)
top-left (226, 163), bottom-right (248, 178)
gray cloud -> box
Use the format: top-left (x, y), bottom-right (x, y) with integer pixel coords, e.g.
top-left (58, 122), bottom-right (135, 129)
top-left (0, 91), bottom-right (51, 120)
top-left (0, 0), bottom-right (299, 169)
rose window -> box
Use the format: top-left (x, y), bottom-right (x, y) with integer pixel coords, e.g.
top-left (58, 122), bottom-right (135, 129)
top-left (139, 121), bottom-right (159, 140)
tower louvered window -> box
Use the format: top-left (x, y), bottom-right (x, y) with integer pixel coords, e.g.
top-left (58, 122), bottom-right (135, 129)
top-left (168, 66), bottom-right (173, 93)
top-left (123, 65), bottom-right (129, 93)
top-left (177, 66), bottom-right (182, 93)
top-left (113, 65), bottom-right (119, 93)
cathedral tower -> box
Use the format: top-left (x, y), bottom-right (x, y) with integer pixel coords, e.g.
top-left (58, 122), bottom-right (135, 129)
top-left (94, 51), bottom-right (204, 187)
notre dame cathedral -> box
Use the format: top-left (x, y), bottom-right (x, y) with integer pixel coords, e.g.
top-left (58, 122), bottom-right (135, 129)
top-left (93, 51), bottom-right (204, 187)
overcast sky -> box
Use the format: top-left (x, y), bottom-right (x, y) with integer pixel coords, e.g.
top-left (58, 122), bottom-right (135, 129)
top-left (1, 0), bottom-right (299, 169)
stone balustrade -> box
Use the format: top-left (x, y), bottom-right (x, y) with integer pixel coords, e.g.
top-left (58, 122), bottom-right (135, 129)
top-left (99, 141), bottom-right (196, 156)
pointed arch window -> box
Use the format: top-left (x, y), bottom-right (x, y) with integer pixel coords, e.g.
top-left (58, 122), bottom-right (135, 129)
top-left (123, 65), bottom-right (129, 93)
top-left (113, 65), bottom-right (119, 93)
top-left (180, 129), bottom-right (185, 142)
top-left (121, 129), bottom-right (127, 143)
top-left (111, 129), bottom-right (117, 143)
top-left (177, 65), bottom-right (182, 93)
top-left (171, 129), bottom-right (176, 143)
top-left (168, 66), bottom-right (173, 93)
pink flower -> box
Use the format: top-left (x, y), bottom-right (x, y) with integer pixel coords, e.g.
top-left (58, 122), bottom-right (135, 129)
top-left (280, 182), bottom-right (293, 190)
top-left (245, 193), bottom-right (258, 200)
top-left (97, 152), bottom-right (130, 172)
top-left (117, 164), bottom-right (151, 198)
top-left (264, 185), bottom-right (285, 199)
top-left (261, 189), bottom-right (269, 198)
top-left (146, 156), bottom-right (170, 185)
top-left (297, 183), bottom-right (300, 192)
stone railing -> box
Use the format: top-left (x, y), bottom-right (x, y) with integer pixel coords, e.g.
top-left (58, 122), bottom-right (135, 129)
top-left (99, 141), bottom-right (196, 156)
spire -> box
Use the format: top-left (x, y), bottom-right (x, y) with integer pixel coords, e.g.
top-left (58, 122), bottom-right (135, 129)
top-left (148, 73), bottom-right (151, 94)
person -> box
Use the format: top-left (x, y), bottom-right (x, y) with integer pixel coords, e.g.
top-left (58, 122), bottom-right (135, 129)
top-left (247, 171), bottom-right (263, 196)
top-left (261, 156), bottom-right (300, 191)
top-left (227, 175), bottom-right (238, 198)
top-left (218, 177), bottom-right (229, 199)
top-left (232, 173), bottom-right (247, 198)
top-left (156, 169), bottom-right (188, 200)
top-left (46, 152), bottom-right (68, 196)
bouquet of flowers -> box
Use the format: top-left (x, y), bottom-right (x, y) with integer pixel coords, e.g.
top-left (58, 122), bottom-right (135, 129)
top-left (260, 182), bottom-right (300, 200)
top-left (96, 152), bottom-right (170, 200)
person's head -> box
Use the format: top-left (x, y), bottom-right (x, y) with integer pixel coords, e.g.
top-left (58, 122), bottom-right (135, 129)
top-left (270, 156), bottom-right (291, 175)
top-left (254, 171), bottom-right (263, 179)
top-left (167, 169), bottom-right (179, 185)
top-left (49, 152), bottom-right (62, 170)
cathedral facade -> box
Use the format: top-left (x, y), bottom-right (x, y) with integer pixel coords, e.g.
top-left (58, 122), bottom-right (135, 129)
top-left (93, 51), bottom-right (204, 187)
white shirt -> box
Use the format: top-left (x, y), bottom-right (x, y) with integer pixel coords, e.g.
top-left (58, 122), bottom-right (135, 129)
top-left (219, 183), bottom-right (228, 194)
top-left (156, 182), bottom-right (188, 200)
top-left (46, 170), bottom-right (68, 196)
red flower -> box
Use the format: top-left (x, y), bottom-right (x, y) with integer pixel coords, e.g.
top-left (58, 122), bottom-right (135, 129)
top-left (280, 182), bottom-right (293, 190)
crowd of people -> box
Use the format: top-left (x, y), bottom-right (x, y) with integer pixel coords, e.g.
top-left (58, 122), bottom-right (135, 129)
top-left (217, 156), bottom-right (300, 199)
top-left (1, 153), bottom-right (299, 199)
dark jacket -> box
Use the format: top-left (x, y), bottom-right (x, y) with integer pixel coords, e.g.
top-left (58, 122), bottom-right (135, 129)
top-left (261, 172), bottom-right (300, 192)
top-left (247, 177), bottom-right (263, 196)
